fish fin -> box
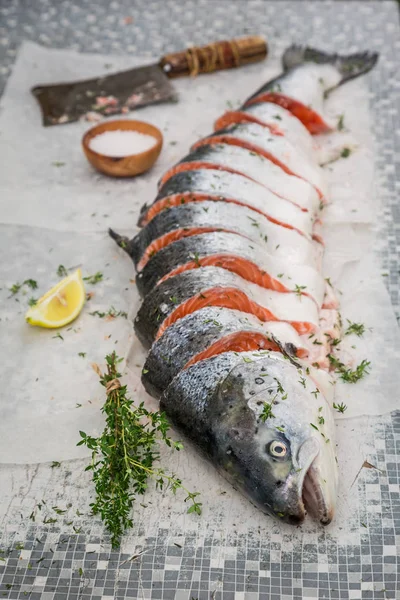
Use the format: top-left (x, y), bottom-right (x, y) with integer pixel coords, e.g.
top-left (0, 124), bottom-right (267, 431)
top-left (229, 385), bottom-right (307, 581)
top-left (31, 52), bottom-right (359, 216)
top-left (108, 228), bottom-right (132, 254)
top-left (282, 45), bottom-right (378, 85)
top-left (270, 335), bottom-right (302, 369)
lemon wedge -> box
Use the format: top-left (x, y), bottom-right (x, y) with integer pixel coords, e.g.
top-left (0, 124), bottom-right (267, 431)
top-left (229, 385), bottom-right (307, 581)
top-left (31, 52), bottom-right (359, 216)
top-left (25, 269), bottom-right (86, 329)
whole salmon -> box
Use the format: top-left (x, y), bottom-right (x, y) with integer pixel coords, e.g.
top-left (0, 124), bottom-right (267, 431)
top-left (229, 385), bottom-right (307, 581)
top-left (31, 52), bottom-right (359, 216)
top-left (111, 46), bottom-right (377, 525)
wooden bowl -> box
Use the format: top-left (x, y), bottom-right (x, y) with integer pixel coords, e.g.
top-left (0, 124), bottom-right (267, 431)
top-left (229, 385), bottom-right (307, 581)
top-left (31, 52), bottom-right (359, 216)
top-left (82, 119), bottom-right (163, 177)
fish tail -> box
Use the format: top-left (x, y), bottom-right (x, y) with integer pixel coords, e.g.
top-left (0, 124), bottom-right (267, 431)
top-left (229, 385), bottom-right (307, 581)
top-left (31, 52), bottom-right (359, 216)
top-left (282, 45), bottom-right (378, 85)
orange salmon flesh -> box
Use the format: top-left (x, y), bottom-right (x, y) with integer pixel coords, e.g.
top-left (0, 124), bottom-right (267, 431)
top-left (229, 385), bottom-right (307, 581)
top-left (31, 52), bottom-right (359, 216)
top-left (156, 287), bottom-right (316, 340)
top-left (245, 93), bottom-right (332, 135)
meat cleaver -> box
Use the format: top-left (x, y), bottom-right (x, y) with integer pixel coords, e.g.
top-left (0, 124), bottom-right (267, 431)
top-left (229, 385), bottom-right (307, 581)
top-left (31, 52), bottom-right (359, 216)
top-left (32, 36), bottom-right (267, 126)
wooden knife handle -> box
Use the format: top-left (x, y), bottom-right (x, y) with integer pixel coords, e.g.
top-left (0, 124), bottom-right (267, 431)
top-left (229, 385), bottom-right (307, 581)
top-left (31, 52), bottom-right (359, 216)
top-left (159, 35), bottom-right (268, 78)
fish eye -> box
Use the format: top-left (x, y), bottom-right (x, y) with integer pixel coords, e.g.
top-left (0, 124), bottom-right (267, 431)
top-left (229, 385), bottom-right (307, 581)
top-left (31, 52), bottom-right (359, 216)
top-left (267, 440), bottom-right (288, 459)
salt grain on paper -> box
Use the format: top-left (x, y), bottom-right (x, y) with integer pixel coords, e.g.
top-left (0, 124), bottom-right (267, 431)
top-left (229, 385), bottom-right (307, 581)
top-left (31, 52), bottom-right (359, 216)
top-left (89, 129), bottom-right (157, 157)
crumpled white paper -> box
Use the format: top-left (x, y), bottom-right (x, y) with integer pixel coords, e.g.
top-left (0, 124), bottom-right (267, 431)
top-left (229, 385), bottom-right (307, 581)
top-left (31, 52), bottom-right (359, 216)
top-left (0, 42), bottom-right (399, 468)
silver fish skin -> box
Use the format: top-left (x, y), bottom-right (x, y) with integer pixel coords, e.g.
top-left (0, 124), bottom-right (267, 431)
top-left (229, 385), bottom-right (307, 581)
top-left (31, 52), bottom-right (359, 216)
top-left (215, 102), bottom-right (316, 159)
top-left (109, 200), bottom-right (321, 272)
top-left (142, 306), bottom-right (307, 398)
top-left (136, 231), bottom-right (325, 306)
top-left (134, 266), bottom-right (319, 349)
top-left (139, 168), bottom-right (314, 236)
top-left (161, 350), bottom-right (338, 525)
top-left (194, 123), bottom-right (327, 199)
top-left (163, 142), bottom-right (319, 213)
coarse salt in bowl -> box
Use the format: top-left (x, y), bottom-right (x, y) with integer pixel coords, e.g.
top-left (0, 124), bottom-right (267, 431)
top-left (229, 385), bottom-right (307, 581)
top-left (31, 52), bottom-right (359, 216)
top-left (89, 129), bottom-right (157, 157)
top-left (82, 119), bottom-right (163, 177)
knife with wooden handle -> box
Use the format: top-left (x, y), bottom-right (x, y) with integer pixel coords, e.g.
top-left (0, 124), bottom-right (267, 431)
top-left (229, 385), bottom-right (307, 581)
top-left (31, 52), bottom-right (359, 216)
top-left (32, 36), bottom-right (268, 126)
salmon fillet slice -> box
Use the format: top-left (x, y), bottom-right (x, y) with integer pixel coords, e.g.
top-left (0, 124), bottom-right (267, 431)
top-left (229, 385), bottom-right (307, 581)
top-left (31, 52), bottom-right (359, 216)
top-left (136, 231), bottom-right (325, 307)
top-left (134, 267), bottom-right (319, 349)
top-left (141, 307), bottom-right (310, 398)
top-left (192, 123), bottom-right (327, 200)
top-left (157, 143), bottom-right (319, 214)
top-left (157, 288), bottom-right (315, 339)
top-left (215, 110), bottom-right (285, 135)
top-left (114, 200), bottom-right (322, 272)
top-left (183, 332), bottom-right (289, 368)
top-left (138, 170), bottom-right (314, 237)
top-left (214, 102), bottom-right (316, 158)
top-left (245, 92), bottom-right (332, 134)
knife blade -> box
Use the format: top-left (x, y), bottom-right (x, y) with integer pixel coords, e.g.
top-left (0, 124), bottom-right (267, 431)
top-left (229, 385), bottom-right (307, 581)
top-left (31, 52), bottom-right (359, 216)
top-left (31, 36), bottom-right (267, 126)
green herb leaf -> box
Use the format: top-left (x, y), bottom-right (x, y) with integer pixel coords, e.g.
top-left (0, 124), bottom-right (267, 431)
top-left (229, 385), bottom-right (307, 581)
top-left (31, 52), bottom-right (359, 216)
top-left (344, 320), bottom-right (366, 337)
top-left (57, 265), bottom-right (68, 278)
top-left (78, 352), bottom-right (200, 547)
top-left (333, 402), bottom-right (348, 414)
top-left (23, 279), bottom-right (38, 290)
top-left (328, 354), bottom-right (370, 384)
top-left (89, 306), bottom-right (127, 319)
top-left (260, 402), bottom-right (275, 422)
top-left (83, 272), bottom-right (103, 285)
top-left (9, 283), bottom-right (22, 295)
top-left (294, 284), bottom-right (307, 297)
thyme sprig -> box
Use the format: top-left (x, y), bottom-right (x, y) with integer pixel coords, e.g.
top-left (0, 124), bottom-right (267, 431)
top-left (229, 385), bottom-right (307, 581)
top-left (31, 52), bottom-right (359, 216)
top-left (77, 352), bottom-right (201, 547)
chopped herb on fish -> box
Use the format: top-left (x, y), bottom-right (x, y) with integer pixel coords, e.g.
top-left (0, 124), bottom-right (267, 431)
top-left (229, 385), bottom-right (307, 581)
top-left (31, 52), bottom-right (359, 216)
top-left (310, 423), bottom-right (319, 431)
top-left (294, 284), bottom-right (307, 297)
top-left (190, 252), bottom-right (201, 267)
top-left (274, 378), bottom-right (287, 399)
top-left (260, 402), bottom-right (275, 421)
top-left (341, 147), bottom-right (351, 158)
top-left (298, 376), bottom-right (306, 388)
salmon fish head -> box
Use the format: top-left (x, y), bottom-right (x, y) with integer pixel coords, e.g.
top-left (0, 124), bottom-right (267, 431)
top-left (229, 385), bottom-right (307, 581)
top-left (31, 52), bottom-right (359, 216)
top-left (212, 351), bottom-right (338, 525)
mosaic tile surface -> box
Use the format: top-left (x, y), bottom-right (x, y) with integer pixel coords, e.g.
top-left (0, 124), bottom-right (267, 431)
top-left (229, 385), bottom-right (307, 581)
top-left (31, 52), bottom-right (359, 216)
top-left (0, 1), bottom-right (399, 599)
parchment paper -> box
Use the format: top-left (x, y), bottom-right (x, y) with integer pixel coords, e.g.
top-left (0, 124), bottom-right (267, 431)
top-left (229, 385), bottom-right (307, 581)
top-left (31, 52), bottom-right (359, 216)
top-left (0, 42), bottom-right (399, 468)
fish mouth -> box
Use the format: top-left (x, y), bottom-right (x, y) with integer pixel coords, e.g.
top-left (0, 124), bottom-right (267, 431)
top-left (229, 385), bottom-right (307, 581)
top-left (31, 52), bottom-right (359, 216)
top-left (301, 459), bottom-right (333, 525)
